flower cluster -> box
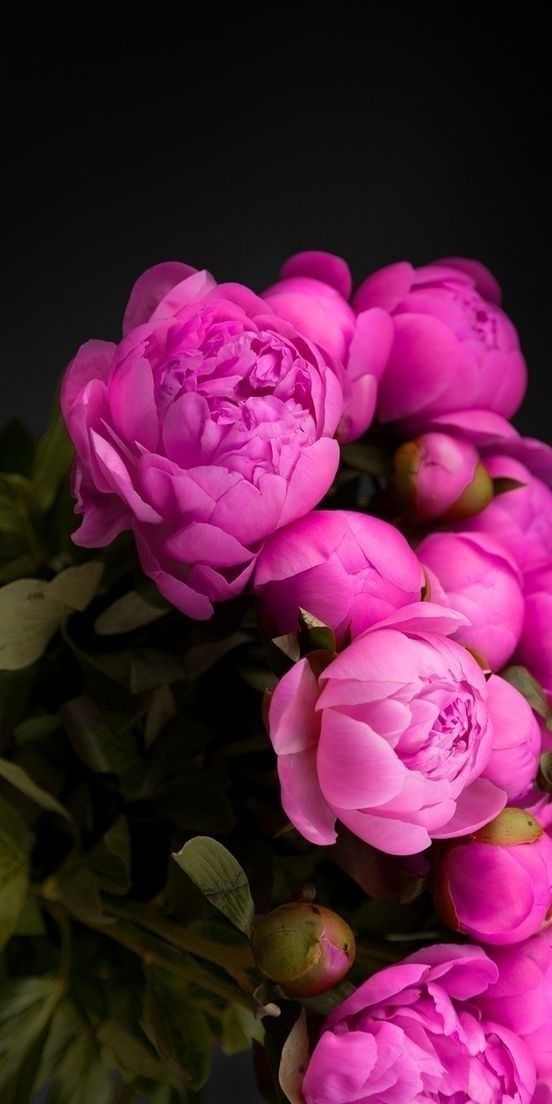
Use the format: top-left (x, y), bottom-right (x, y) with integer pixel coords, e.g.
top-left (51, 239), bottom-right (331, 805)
top-left (62, 250), bottom-right (552, 1102)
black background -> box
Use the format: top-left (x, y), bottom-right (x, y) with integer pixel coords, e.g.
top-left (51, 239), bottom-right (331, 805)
top-left (2, 10), bottom-right (550, 1102)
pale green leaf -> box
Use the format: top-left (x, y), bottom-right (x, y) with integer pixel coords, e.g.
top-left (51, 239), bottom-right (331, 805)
top-left (172, 836), bottom-right (254, 936)
top-left (0, 758), bottom-right (72, 822)
top-left (143, 965), bottom-right (211, 1089)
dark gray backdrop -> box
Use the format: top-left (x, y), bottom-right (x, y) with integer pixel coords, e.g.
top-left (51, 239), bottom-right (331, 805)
top-left (3, 10), bottom-right (549, 1102)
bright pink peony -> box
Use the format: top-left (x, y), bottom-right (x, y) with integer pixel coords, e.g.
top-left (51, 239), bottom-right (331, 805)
top-left (263, 251), bottom-right (393, 442)
top-left (267, 603), bottom-right (506, 855)
top-left (353, 258), bottom-right (527, 431)
top-left (478, 931), bottom-right (552, 1083)
top-left (516, 563), bottom-right (552, 702)
top-left (433, 808), bottom-right (552, 946)
top-left (61, 263), bottom-right (344, 619)
top-left (460, 455), bottom-right (552, 575)
top-left (302, 944), bottom-right (536, 1104)
top-left (253, 509), bottom-right (423, 641)
top-left (393, 431), bottom-right (493, 521)
top-left (419, 531), bottom-right (525, 670)
top-left (480, 676), bottom-right (541, 801)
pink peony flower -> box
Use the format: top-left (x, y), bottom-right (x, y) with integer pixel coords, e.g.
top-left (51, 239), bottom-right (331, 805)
top-left (516, 563), bottom-right (552, 702)
top-left (419, 531), bottom-right (525, 671)
top-left (263, 251), bottom-right (393, 442)
top-left (460, 455), bottom-right (552, 576)
top-left (433, 808), bottom-right (552, 946)
top-left (267, 603), bottom-right (506, 855)
top-left (253, 509), bottom-right (423, 642)
top-left (61, 263), bottom-right (344, 619)
top-left (393, 431), bottom-right (493, 521)
top-left (477, 931), bottom-right (552, 1083)
top-left (353, 258), bottom-right (527, 431)
top-left (302, 943), bottom-right (536, 1104)
top-left (480, 676), bottom-right (541, 801)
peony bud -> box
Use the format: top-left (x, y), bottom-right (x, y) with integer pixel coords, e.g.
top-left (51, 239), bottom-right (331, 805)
top-left (433, 808), bottom-right (552, 945)
top-left (251, 902), bottom-right (355, 997)
top-left (393, 432), bottom-right (493, 521)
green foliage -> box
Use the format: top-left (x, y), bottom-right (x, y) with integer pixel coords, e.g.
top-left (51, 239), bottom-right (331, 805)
top-left (0, 403), bottom-right (509, 1104)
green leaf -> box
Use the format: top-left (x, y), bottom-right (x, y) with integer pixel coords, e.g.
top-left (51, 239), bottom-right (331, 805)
top-left (220, 1004), bottom-right (264, 1055)
top-left (12, 891), bottom-right (46, 937)
top-left (14, 712), bottom-right (61, 744)
top-left (0, 976), bottom-right (62, 1092)
top-left (88, 816), bottom-right (131, 896)
top-left (129, 649), bottom-right (187, 694)
top-left (0, 797), bottom-right (33, 949)
top-left (502, 665), bottom-right (552, 724)
top-left (184, 631), bottom-right (250, 681)
top-left (0, 564), bottom-right (102, 671)
top-left (43, 862), bottom-right (110, 926)
top-left (96, 1018), bottom-right (171, 1083)
top-left (145, 684), bottom-right (176, 748)
top-left (538, 752), bottom-right (552, 793)
top-left (340, 441), bottom-right (389, 476)
top-left (38, 998), bottom-right (113, 1104)
top-left (30, 409), bottom-right (73, 514)
top-left (492, 476), bottom-right (526, 496)
top-left (278, 1009), bottom-right (309, 1104)
top-left (95, 589), bottom-right (168, 635)
top-left (172, 836), bottom-right (255, 936)
top-left (48, 562), bottom-right (104, 611)
top-left (298, 608), bottom-right (336, 653)
top-left (61, 696), bottom-right (140, 774)
top-left (0, 757), bottom-right (72, 822)
top-left (143, 965), bottom-right (211, 1089)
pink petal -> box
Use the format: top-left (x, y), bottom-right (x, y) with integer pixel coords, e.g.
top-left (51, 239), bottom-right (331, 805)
top-left (317, 710), bottom-right (405, 809)
top-left (133, 529), bottom-right (213, 620)
top-left (61, 339), bottom-right (116, 420)
top-left (149, 269), bottom-right (217, 324)
top-left (269, 658), bottom-right (321, 754)
top-left (280, 251), bottom-right (353, 299)
top-left (89, 431), bottom-right (162, 524)
top-left (432, 778), bottom-right (507, 839)
top-left (302, 1029), bottom-right (377, 1103)
top-left (279, 438), bottom-right (340, 527)
top-left (165, 521), bottom-right (252, 568)
top-left (437, 257), bottom-right (502, 304)
top-left (109, 357), bottom-right (159, 451)
top-left (338, 806), bottom-right (432, 854)
top-left (122, 261), bottom-right (198, 336)
top-left (278, 749), bottom-right (337, 846)
top-left (353, 262), bottom-right (414, 313)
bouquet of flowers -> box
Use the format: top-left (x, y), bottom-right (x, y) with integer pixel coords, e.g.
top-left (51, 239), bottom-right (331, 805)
top-left (1, 251), bottom-right (551, 1103)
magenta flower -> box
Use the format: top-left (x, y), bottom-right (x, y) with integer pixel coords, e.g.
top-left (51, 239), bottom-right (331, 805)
top-left (419, 531), bottom-right (525, 670)
top-left (353, 257), bottom-right (527, 431)
top-left (460, 455), bottom-right (552, 576)
top-left (480, 675), bottom-right (541, 802)
top-left (516, 563), bottom-right (552, 702)
top-left (263, 251), bottom-right (393, 442)
top-left (61, 263), bottom-right (344, 619)
top-left (267, 603), bottom-right (506, 855)
top-left (433, 808), bottom-right (552, 946)
top-left (393, 431), bottom-right (493, 521)
top-left (253, 509), bottom-right (423, 642)
top-left (302, 944), bottom-right (536, 1104)
top-left (478, 932), bottom-right (552, 1084)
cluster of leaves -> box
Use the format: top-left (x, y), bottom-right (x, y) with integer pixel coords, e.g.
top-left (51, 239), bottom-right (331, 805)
top-left (1, 412), bottom-right (550, 1104)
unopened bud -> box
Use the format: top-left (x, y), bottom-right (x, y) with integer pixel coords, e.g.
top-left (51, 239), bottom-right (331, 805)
top-left (393, 433), bottom-right (493, 521)
top-left (251, 902), bottom-right (355, 997)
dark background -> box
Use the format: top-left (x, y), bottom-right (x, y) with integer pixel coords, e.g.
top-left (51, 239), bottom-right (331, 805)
top-left (2, 10), bottom-right (549, 1102)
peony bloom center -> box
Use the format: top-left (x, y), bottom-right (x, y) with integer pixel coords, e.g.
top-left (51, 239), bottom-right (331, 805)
top-left (149, 316), bottom-right (321, 479)
top-left (399, 679), bottom-right (478, 783)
